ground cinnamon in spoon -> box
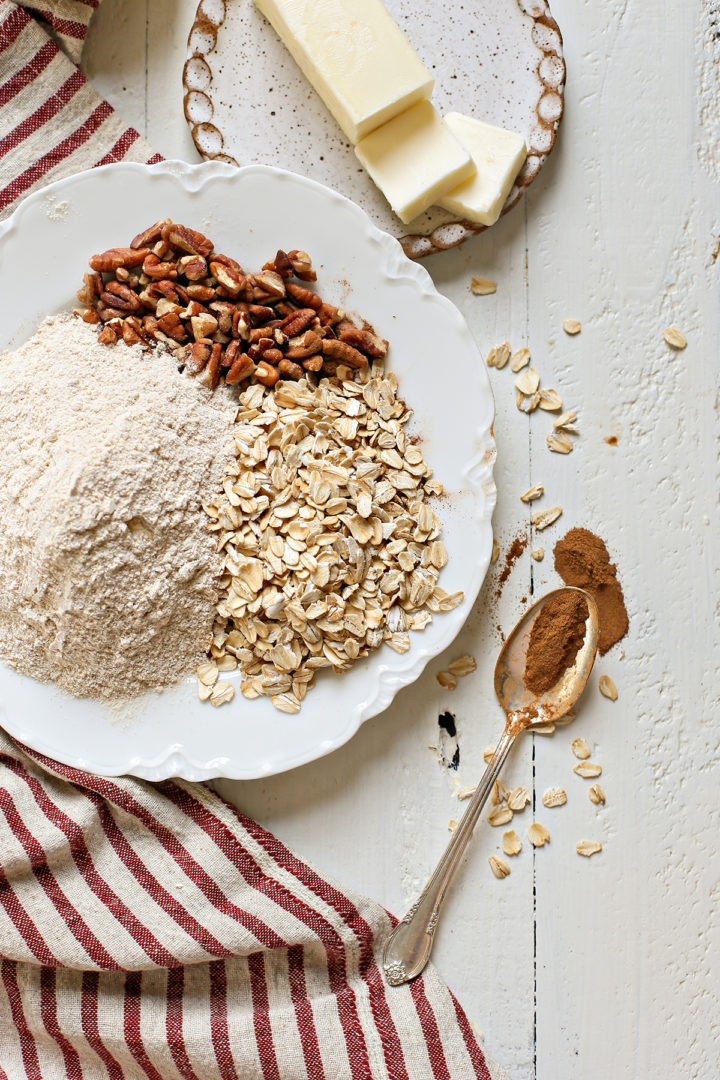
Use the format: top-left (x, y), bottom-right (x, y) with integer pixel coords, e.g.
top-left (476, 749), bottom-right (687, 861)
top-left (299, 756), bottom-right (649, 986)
top-left (553, 528), bottom-right (628, 655)
top-left (524, 591), bottom-right (590, 694)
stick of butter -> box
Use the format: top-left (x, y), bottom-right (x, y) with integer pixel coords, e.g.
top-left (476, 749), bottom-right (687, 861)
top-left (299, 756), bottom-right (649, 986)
top-left (355, 101), bottom-right (475, 224)
top-left (437, 113), bottom-right (527, 226)
top-left (253, 0), bottom-right (434, 144)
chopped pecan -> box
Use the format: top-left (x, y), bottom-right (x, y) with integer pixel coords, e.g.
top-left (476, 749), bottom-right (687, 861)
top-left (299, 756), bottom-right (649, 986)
top-left (210, 261), bottom-right (245, 295)
top-left (232, 308), bottom-right (250, 339)
top-left (264, 249), bottom-right (293, 279)
top-left (97, 325), bottom-right (119, 345)
top-left (208, 301), bottom-right (235, 334)
top-left (191, 313), bottom-right (218, 340)
top-left (131, 219), bottom-right (171, 249)
top-left (143, 253), bottom-right (178, 281)
top-left (251, 270), bottom-right (286, 299)
top-left (161, 223), bottom-right (213, 258)
top-left (262, 348), bottom-right (283, 365)
top-left (255, 360), bottom-right (280, 387)
top-left (318, 302), bottom-right (342, 326)
top-left (285, 281), bottom-right (322, 310)
top-left (81, 308), bottom-right (100, 324)
top-left (247, 304), bottom-right (276, 326)
top-left (280, 307), bottom-right (317, 338)
top-left (285, 330), bottom-right (322, 359)
top-left (278, 358), bottom-right (304, 380)
top-left (321, 338), bottom-right (368, 368)
top-left (77, 271), bottom-right (102, 305)
top-left (198, 343), bottom-right (223, 389)
top-left (97, 303), bottom-right (127, 322)
top-left (287, 249), bottom-right (317, 281)
top-left (155, 298), bottom-right (183, 318)
top-left (156, 312), bottom-right (187, 342)
top-left (182, 341), bottom-right (212, 375)
top-left (301, 354), bottom-right (324, 372)
top-left (226, 353), bottom-right (256, 385)
top-left (101, 281), bottom-right (141, 312)
top-left (178, 255), bottom-right (208, 281)
top-left (186, 283), bottom-right (215, 301)
top-left (121, 319), bottom-right (143, 345)
top-left (338, 326), bottom-right (388, 357)
top-left (90, 247), bottom-right (149, 272)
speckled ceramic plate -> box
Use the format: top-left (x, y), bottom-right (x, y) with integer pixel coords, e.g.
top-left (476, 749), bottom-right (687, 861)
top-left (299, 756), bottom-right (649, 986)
top-left (0, 160), bottom-right (495, 781)
top-left (184, 0), bottom-right (564, 258)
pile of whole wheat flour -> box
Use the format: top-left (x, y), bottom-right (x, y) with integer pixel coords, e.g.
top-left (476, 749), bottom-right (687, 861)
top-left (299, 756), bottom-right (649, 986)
top-left (0, 315), bottom-right (236, 700)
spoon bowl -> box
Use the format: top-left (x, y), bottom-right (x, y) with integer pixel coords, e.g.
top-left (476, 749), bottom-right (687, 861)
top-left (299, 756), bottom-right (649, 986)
top-left (495, 586), bottom-right (599, 729)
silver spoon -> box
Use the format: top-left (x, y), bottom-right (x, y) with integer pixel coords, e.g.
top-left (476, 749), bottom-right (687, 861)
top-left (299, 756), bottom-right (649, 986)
top-left (383, 586), bottom-right (599, 987)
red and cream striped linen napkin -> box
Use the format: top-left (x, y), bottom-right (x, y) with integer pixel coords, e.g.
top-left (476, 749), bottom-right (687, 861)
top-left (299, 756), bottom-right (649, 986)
top-left (0, 4), bottom-right (509, 1077)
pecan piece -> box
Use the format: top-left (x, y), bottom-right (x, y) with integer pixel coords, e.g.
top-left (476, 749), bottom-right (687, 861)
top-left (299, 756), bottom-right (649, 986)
top-left (232, 308), bottom-right (250, 340)
top-left (143, 253), bottom-right (178, 281)
top-left (90, 247), bottom-right (149, 272)
top-left (285, 280), bottom-right (322, 310)
top-left (338, 326), bottom-right (388, 358)
top-left (81, 308), bottom-right (100, 324)
top-left (182, 341), bottom-right (212, 375)
top-left (208, 301), bottom-right (236, 334)
top-left (161, 223), bottom-right (213, 258)
top-left (191, 313), bottom-right (219, 340)
top-left (321, 338), bottom-right (368, 368)
top-left (101, 281), bottom-right (142, 312)
top-left (186, 283), bottom-right (215, 301)
top-left (210, 262), bottom-right (245, 295)
top-left (280, 307), bottom-right (317, 338)
top-left (287, 249), bottom-right (317, 281)
top-left (97, 325), bottom-right (119, 345)
top-left (264, 249), bottom-right (293, 279)
top-left (77, 271), bottom-right (102, 305)
top-left (278, 358), bottom-right (303, 380)
top-left (301, 354), bottom-right (324, 372)
top-left (255, 360), bottom-right (280, 387)
top-left (178, 255), bottom-right (208, 281)
top-left (121, 319), bottom-right (144, 346)
top-left (198, 343), bottom-right (223, 389)
top-left (250, 270), bottom-right (286, 300)
top-left (155, 298), bottom-right (183, 318)
top-left (156, 312), bottom-right (187, 342)
top-left (131, 219), bottom-right (171, 249)
top-left (318, 302), bottom-right (342, 326)
top-left (262, 348), bottom-right (283, 365)
top-left (285, 329), bottom-right (322, 359)
top-left (226, 353), bottom-right (256, 385)
top-left (247, 304), bottom-right (276, 326)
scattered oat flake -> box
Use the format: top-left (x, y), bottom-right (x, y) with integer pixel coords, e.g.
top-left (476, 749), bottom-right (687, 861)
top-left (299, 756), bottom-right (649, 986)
top-left (502, 829), bottom-right (522, 856)
top-left (542, 786), bottom-right (567, 808)
top-left (457, 785), bottom-right (476, 800)
top-left (197, 661), bottom-right (219, 687)
top-left (488, 804), bottom-right (513, 827)
top-left (528, 822), bottom-right (550, 847)
top-left (515, 367), bottom-right (540, 395)
top-left (555, 709), bottom-right (576, 726)
top-left (516, 389), bottom-right (540, 414)
top-left (562, 319), bottom-right (581, 335)
top-left (510, 347), bottom-right (531, 372)
top-left (197, 679), bottom-right (213, 702)
top-left (577, 840), bottom-right (602, 857)
top-left (491, 538), bottom-right (500, 564)
top-left (520, 483), bottom-right (544, 503)
top-left (471, 276), bottom-right (497, 295)
top-left (210, 682), bottom-right (235, 707)
top-left (589, 784), bottom-right (606, 805)
top-left (547, 431), bottom-right (573, 454)
top-left (574, 761), bottom-right (602, 778)
top-left (554, 410), bottom-right (578, 432)
top-left (448, 655), bottom-right (477, 678)
top-left (483, 744), bottom-right (496, 763)
top-left (448, 819), bottom-right (458, 832)
top-left (663, 327), bottom-right (686, 350)
top-left (531, 547), bottom-right (544, 561)
top-left (489, 855), bottom-right (510, 878)
top-left (533, 721), bottom-right (556, 734)
top-left (537, 388), bottom-right (562, 412)
top-left (436, 670), bottom-right (457, 690)
top-left (486, 342), bottom-right (511, 369)
top-left (507, 786), bottom-right (531, 811)
top-left (599, 675), bottom-right (618, 700)
top-left (531, 505), bottom-right (562, 530)
top-left (571, 737), bottom-right (591, 760)
top-left (491, 778), bottom-right (509, 806)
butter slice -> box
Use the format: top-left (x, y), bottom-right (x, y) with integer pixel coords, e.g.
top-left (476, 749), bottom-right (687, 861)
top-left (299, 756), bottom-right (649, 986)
top-left (355, 101), bottom-right (475, 224)
top-left (253, 0), bottom-right (434, 144)
top-left (438, 113), bottom-right (527, 226)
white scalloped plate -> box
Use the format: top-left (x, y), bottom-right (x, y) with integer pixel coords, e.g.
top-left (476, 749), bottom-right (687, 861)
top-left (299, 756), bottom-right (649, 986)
top-left (0, 160), bottom-right (495, 780)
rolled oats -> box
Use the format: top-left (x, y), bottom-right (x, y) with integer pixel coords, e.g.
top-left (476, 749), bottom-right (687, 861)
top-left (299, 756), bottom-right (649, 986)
top-left (436, 670), bottom-right (457, 690)
top-left (571, 737), bottom-right (591, 760)
top-left (599, 675), bottom-right (618, 700)
top-left (502, 829), bottom-right (522, 856)
top-left (488, 805), bottom-right (514, 827)
top-left (489, 855), bottom-right (510, 878)
top-left (573, 761), bottom-right (602, 778)
top-left (576, 840), bottom-right (602, 857)
top-left (588, 784), bottom-right (606, 805)
top-left (515, 368), bottom-right (540, 395)
top-left (528, 822), bottom-right (550, 847)
top-left (486, 342), bottom-right (511, 369)
top-left (470, 276), bottom-right (497, 295)
top-left (520, 483), bottom-right (544, 503)
top-left (663, 327), bottom-right (686, 350)
top-left (531, 505), bottom-right (562, 530)
top-left (531, 547), bottom-right (544, 561)
top-left (542, 786), bottom-right (567, 808)
top-left (448, 654), bottom-right (477, 677)
top-left (510, 347), bottom-right (531, 373)
top-left (562, 319), bottom-right (581, 335)
top-left (547, 431), bottom-right (573, 454)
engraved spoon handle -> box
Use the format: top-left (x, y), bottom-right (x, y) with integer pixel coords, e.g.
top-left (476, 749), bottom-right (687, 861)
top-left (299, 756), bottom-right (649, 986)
top-left (383, 729), bottom-right (516, 986)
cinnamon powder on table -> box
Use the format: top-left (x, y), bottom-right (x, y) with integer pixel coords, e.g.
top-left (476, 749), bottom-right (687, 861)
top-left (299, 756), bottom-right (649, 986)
top-left (553, 528), bottom-right (628, 655)
top-left (524, 591), bottom-right (590, 695)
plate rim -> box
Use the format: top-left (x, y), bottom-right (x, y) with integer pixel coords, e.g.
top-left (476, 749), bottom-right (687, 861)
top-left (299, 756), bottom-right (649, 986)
top-left (182, 0), bottom-right (565, 259)
top-left (0, 159), bottom-right (496, 780)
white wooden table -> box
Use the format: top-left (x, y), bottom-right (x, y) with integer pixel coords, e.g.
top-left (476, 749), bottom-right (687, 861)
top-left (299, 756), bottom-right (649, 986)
top-left (83, 3), bottom-right (720, 1076)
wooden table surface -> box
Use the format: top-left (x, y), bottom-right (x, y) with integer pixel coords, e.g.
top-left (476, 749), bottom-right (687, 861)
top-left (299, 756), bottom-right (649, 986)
top-left (83, 2), bottom-right (719, 1076)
